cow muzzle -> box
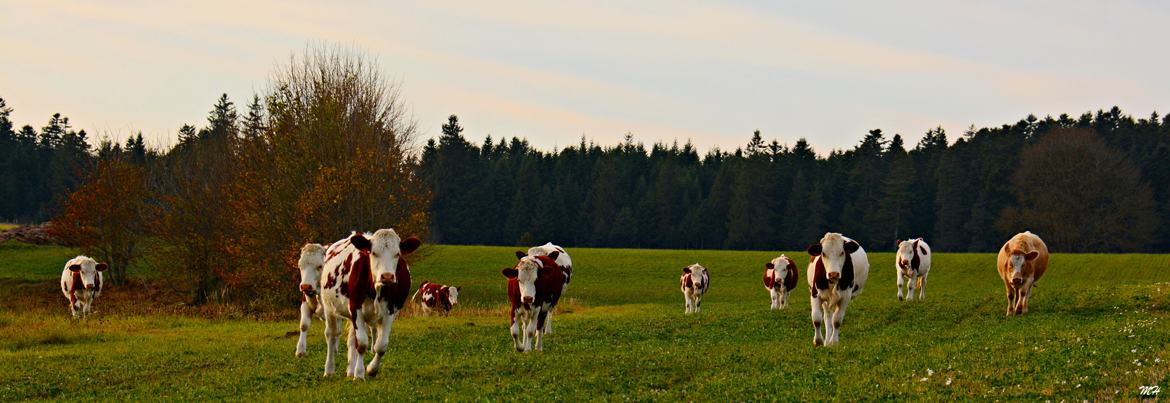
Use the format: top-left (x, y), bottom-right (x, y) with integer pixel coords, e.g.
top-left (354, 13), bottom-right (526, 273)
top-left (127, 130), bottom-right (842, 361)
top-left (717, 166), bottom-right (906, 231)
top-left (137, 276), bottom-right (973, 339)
top-left (1011, 277), bottom-right (1024, 286)
top-left (85, 284), bottom-right (95, 290)
top-left (300, 283), bottom-right (317, 297)
top-left (522, 296), bottom-right (534, 305)
top-left (827, 272), bottom-right (840, 280)
top-left (379, 272), bottom-right (396, 285)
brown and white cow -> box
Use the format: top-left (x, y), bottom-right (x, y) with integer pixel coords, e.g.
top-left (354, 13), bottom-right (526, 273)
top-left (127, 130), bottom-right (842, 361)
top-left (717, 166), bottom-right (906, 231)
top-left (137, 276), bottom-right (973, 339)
top-left (296, 243), bottom-right (326, 357)
top-left (525, 242), bottom-right (573, 334)
top-left (319, 229), bottom-right (421, 379)
top-left (997, 231), bottom-right (1049, 316)
top-left (764, 255), bottom-right (798, 310)
top-left (894, 238), bottom-right (932, 301)
top-left (680, 263), bottom-right (709, 314)
top-left (60, 255), bottom-right (107, 319)
top-left (502, 251), bottom-right (565, 352)
top-left (412, 281), bottom-right (460, 315)
top-left (807, 233), bottom-right (870, 346)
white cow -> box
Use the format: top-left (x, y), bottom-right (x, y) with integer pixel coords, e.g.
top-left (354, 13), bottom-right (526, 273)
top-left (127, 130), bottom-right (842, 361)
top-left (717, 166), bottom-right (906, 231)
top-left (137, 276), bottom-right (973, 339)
top-left (296, 243), bottom-right (326, 357)
top-left (894, 238), bottom-right (932, 301)
top-left (806, 233), bottom-right (869, 346)
top-left (319, 229), bottom-right (421, 379)
top-left (680, 263), bottom-right (709, 314)
top-left (60, 256), bottom-right (107, 319)
top-left (525, 242), bottom-right (572, 333)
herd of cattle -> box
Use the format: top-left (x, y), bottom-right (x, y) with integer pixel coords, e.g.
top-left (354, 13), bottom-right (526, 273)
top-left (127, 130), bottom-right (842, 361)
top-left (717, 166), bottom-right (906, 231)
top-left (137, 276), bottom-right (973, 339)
top-left (59, 229), bottom-right (1050, 379)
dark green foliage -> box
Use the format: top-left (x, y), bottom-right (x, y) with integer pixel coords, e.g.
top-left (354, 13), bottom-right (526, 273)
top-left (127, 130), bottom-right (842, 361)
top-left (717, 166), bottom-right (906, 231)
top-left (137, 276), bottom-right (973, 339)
top-left (421, 109), bottom-right (1170, 252)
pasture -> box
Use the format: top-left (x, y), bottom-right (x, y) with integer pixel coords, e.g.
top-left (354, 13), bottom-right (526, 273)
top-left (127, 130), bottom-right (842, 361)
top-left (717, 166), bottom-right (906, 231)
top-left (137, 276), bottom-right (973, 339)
top-left (1, 241), bottom-right (1168, 400)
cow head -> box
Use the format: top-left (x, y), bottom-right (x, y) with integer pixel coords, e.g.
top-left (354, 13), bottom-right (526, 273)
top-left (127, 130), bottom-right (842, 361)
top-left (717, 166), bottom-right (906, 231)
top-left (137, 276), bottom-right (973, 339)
top-left (349, 229), bottom-right (422, 295)
top-left (68, 257), bottom-right (107, 290)
top-left (807, 232), bottom-right (859, 284)
top-left (298, 243), bottom-right (326, 298)
top-left (767, 256), bottom-right (789, 281)
top-left (683, 263), bottom-right (708, 290)
top-left (502, 251), bottom-right (560, 308)
top-left (1004, 243), bottom-right (1040, 287)
top-left (895, 239), bottom-right (918, 274)
top-left (446, 286), bottom-right (460, 306)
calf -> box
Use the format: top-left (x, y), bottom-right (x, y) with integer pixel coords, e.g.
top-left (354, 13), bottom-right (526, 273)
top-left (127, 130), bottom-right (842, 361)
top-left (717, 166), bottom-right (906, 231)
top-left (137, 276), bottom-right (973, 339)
top-left (60, 256), bottom-right (107, 319)
top-left (502, 251), bottom-right (565, 352)
top-left (997, 231), bottom-right (1049, 316)
top-left (764, 255), bottom-right (798, 310)
top-left (318, 229), bottom-right (421, 379)
top-left (296, 243), bottom-right (326, 357)
top-left (807, 233), bottom-right (870, 346)
top-left (680, 263), bottom-right (709, 314)
top-left (525, 242), bottom-right (573, 333)
top-left (894, 238), bottom-right (932, 301)
top-left (412, 281), bottom-right (460, 315)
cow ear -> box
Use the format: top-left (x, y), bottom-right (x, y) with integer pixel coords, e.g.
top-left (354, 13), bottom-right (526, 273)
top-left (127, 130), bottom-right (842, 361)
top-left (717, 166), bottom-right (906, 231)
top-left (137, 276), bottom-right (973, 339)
top-left (501, 268), bottom-right (519, 278)
top-left (895, 239), bottom-right (903, 248)
top-left (68, 264), bottom-right (81, 272)
top-left (547, 251), bottom-right (560, 261)
top-left (400, 236), bottom-right (422, 254)
top-left (765, 262), bottom-right (775, 270)
top-left (515, 251), bottom-right (527, 260)
top-left (806, 244), bottom-right (822, 256)
top-left (844, 241), bottom-right (860, 254)
top-left (95, 263), bottom-right (108, 272)
top-left (682, 266), bottom-right (691, 274)
top-left (350, 233), bottom-right (372, 251)
top-left (1025, 251), bottom-right (1039, 260)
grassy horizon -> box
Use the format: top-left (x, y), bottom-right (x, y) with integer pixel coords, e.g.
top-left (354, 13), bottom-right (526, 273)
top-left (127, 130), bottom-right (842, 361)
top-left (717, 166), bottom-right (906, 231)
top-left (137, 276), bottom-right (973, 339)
top-left (1, 243), bottom-right (1168, 400)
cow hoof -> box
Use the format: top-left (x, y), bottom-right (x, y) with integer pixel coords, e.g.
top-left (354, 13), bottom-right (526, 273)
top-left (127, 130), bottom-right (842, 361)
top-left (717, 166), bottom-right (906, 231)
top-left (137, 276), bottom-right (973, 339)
top-left (814, 339), bottom-right (823, 347)
top-left (295, 351), bottom-right (306, 358)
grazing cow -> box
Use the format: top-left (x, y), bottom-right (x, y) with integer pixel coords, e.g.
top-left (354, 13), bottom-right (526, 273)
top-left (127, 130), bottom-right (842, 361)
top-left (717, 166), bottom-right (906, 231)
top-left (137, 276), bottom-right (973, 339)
top-left (806, 233), bottom-right (870, 346)
top-left (319, 229), bottom-right (421, 379)
top-left (412, 281), bottom-right (460, 315)
top-left (60, 256), bottom-right (107, 319)
top-left (764, 255), bottom-right (799, 310)
top-left (525, 242), bottom-right (573, 334)
top-left (894, 238), bottom-right (932, 301)
top-left (502, 251), bottom-right (566, 352)
top-left (997, 231), bottom-right (1049, 316)
top-left (296, 243), bottom-right (326, 357)
top-left (680, 263), bottom-right (709, 314)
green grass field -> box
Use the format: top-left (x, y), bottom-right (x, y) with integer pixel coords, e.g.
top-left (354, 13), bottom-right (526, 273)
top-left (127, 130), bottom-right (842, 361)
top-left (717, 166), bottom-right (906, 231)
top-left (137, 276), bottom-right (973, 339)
top-left (1, 242), bottom-right (1168, 400)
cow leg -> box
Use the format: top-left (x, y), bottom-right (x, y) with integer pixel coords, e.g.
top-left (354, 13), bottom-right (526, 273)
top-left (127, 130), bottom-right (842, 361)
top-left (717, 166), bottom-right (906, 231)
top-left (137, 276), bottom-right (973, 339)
top-left (810, 296), bottom-right (825, 346)
top-left (917, 274), bottom-right (927, 301)
top-left (366, 313), bottom-right (396, 377)
top-left (323, 316), bottom-right (340, 377)
top-left (535, 309), bottom-right (549, 352)
top-left (296, 301), bottom-right (312, 357)
top-left (897, 272), bottom-right (905, 301)
top-left (695, 294), bottom-right (702, 314)
top-left (780, 289), bottom-right (788, 309)
top-left (829, 298), bottom-right (850, 346)
top-left (769, 288), bottom-right (779, 310)
top-left (523, 313), bottom-right (537, 352)
top-left (510, 308), bottom-right (523, 352)
top-left (1019, 281), bottom-right (1033, 314)
top-left (1004, 283), bottom-right (1017, 316)
top-left (544, 311), bottom-right (553, 335)
top-left (684, 291), bottom-right (693, 314)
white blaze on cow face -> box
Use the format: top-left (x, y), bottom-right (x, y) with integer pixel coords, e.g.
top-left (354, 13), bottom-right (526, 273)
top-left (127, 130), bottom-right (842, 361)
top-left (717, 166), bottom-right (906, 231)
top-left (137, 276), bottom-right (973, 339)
top-left (686, 264), bottom-right (708, 289)
top-left (68, 258), bottom-right (106, 290)
top-left (896, 241), bottom-right (916, 274)
top-left (447, 286), bottom-right (460, 306)
top-left (512, 256), bottom-right (544, 306)
top-left (298, 243), bottom-right (326, 297)
top-left (809, 233), bottom-right (857, 282)
top-left (1008, 252), bottom-right (1037, 285)
top-left (356, 229), bottom-right (414, 295)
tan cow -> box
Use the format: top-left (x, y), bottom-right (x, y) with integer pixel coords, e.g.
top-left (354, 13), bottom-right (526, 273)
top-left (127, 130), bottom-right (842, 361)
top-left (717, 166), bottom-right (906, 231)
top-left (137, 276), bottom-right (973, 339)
top-left (996, 231), bottom-right (1049, 316)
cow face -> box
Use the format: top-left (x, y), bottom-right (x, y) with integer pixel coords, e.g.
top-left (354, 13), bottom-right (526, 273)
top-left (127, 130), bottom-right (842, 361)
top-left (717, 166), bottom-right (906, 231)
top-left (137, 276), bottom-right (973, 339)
top-left (68, 259), bottom-right (107, 290)
top-left (447, 286), bottom-right (460, 306)
top-left (684, 263), bottom-right (708, 289)
top-left (1006, 249), bottom-right (1040, 286)
top-left (807, 233), bottom-right (858, 283)
top-left (895, 239), bottom-right (916, 274)
top-left (503, 251), bottom-right (560, 308)
top-left (349, 229), bottom-right (422, 295)
top-left (768, 257), bottom-right (788, 281)
top-left (298, 243), bottom-right (326, 297)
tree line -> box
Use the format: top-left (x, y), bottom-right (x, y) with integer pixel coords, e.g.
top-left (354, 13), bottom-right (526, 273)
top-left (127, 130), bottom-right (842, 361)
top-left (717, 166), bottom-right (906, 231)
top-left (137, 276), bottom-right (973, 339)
top-left (420, 109), bottom-right (1169, 253)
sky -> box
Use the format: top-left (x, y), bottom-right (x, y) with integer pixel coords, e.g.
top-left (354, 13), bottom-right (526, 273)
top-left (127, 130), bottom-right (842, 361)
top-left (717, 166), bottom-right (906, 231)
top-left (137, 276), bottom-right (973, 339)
top-left (2, 0), bottom-right (1169, 154)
